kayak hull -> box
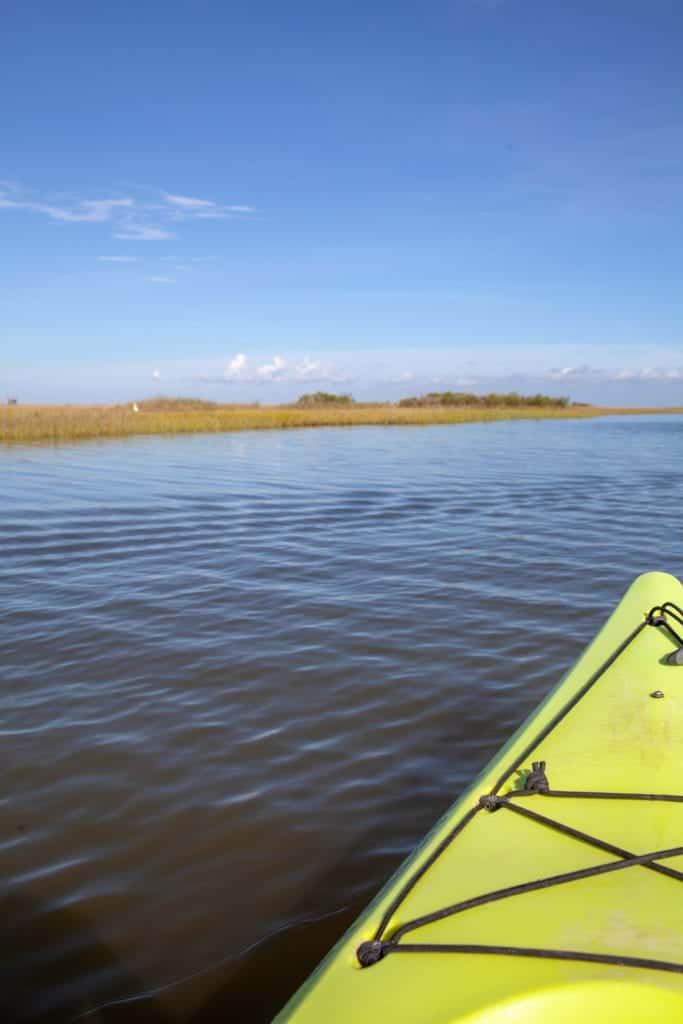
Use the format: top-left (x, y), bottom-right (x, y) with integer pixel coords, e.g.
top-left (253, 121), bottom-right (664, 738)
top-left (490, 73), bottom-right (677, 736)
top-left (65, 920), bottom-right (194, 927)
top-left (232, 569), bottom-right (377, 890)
top-left (275, 572), bottom-right (683, 1023)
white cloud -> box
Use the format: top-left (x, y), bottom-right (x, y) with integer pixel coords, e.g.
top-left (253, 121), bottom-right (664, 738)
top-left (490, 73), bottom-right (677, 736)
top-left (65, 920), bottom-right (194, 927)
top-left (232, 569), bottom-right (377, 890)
top-left (210, 353), bottom-right (351, 385)
top-left (612, 366), bottom-right (683, 382)
top-left (58, 199), bottom-right (133, 222)
top-left (0, 183), bottom-right (254, 242)
top-left (0, 197), bottom-right (133, 222)
top-left (165, 193), bottom-right (215, 209)
top-left (290, 357), bottom-right (353, 383)
top-left (116, 224), bottom-right (175, 241)
top-left (97, 255), bottom-right (137, 262)
top-left (257, 355), bottom-right (287, 379)
top-left (550, 364), bottom-right (597, 379)
top-left (146, 275), bottom-right (175, 284)
top-left (193, 209), bottom-right (231, 220)
top-left (193, 204), bottom-right (256, 220)
top-left (295, 357), bottom-right (322, 378)
top-left (224, 352), bottom-right (248, 378)
top-left (152, 369), bottom-right (161, 379)
top-left (544, 363), bottom-right (683, 384)
top-left (164, 192), bottom-right (255, 220)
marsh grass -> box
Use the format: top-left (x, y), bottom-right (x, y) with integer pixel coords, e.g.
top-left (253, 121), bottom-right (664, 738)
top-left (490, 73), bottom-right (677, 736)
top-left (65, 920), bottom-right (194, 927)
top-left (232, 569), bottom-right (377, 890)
top-left (2, 399), bottom-right (682, 445)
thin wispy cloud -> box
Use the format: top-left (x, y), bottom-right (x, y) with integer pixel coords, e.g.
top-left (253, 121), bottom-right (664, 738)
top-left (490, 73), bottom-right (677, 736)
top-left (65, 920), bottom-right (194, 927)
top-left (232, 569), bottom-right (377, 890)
top-left (116, 224), bottom-right (175, 241)
top-left (0, 181), bottom-right (254, 239)
top-left (483, 364), bottom-right (683, 386)
top-left (146, 275), bottom-right (175, 284)
top-left (192, 210), bottom-right (229, 220)
top-left (0, 196), bottom-right (133, 222)
top-left (612, 366), bottom-right (682, 381)
top-left (163, 191), bottom-right (255, 220)
top-left (197, 206), bottom-right (256, 220)
top-left (549, 365), bottom-right (598, 380)
top-left (165, 193), bottom-right (215, 209)
top-left (97, 255), bottom-right (137, 262)
top-left (192, 205), bottom-right (257, 220)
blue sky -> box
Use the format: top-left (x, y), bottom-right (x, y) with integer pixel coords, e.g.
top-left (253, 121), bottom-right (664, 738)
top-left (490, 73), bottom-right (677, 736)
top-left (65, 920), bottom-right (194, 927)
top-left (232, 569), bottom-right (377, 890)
top-left (2, 0), bottom-right (683, 405)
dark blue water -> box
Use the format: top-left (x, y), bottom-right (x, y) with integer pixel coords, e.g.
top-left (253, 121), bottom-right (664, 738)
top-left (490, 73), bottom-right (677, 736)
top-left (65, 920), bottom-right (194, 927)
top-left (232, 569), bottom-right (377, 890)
top-left (2, 416), bottom-right (682, 1022)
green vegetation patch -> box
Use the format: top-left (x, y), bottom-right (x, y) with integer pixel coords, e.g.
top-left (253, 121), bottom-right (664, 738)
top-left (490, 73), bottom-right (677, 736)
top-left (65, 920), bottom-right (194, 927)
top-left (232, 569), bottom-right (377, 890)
top-left (295, 392), bottom-right (355, 407)
top-left (398, 391), bottom-right (569, 408)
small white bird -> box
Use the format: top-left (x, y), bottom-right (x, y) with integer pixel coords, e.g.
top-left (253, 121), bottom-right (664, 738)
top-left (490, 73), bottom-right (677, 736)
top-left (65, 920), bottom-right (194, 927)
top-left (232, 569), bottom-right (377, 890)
top-left (132, 402), bottom-right (139, 413)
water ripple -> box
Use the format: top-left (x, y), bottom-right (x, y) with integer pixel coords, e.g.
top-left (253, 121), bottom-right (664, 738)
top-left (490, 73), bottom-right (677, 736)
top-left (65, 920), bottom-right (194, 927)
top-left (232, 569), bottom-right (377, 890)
top-left (1, 416), bottom-right (683, 1021)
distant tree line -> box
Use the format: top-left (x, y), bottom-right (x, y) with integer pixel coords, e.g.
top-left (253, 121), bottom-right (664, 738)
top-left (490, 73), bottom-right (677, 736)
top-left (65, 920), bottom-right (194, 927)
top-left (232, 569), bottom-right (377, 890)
top-left (132, 392), bottom-right (572, 411)
top-left (398, 391), bottom-right (570, 408)
top-left (295, 391), bottom-right (355, 407)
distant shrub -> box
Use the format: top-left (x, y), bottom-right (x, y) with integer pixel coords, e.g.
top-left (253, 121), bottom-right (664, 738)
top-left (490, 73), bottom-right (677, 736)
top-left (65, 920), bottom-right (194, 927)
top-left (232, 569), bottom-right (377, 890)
top-left (399, 391), bottom-right (569, 409)
top-left (295, 392), bottom-right (354, 407)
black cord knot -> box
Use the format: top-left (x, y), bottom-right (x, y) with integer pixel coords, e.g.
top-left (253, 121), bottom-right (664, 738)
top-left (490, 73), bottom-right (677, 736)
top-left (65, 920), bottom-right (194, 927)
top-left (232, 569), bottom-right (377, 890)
top-left (524, 760), bottom-right (549, 793)
top-left (479, 794), bottom-right (502, 811)
top-left (357, 940), bottom-right (385, 967)
top-left (648, 613), bottom-right (666, 627)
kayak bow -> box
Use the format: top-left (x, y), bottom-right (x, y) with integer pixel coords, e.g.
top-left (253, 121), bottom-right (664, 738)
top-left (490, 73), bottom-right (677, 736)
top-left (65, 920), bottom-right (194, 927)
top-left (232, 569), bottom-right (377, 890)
top-left (275, 572), bottom-right (683, 1023)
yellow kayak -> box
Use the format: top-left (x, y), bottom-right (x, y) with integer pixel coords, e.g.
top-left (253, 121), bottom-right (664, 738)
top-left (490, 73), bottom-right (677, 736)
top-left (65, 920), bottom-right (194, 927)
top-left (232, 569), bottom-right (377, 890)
top-left (275, 572), bottom-right (683, 1022)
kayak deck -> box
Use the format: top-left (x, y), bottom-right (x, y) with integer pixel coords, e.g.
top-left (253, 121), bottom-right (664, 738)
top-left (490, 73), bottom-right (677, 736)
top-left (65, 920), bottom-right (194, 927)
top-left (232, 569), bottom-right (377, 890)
top-left (275, 572), bottom-right (683, 1022)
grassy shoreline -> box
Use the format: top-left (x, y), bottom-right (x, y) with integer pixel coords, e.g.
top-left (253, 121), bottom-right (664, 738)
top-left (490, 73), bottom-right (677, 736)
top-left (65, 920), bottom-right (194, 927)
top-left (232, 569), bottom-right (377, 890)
top-left (1, 401), bottom-right (682, 445)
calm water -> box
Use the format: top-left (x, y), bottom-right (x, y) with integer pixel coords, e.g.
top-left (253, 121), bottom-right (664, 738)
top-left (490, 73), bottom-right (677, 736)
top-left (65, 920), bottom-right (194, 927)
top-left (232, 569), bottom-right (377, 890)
top-left (2, 416), bottom-right (683, 1022)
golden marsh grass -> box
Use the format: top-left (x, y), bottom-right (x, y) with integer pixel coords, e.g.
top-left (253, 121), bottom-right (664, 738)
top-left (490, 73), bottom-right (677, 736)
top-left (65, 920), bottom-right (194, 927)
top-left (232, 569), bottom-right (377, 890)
top-left (1, 400), bottom-right (682, 445)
